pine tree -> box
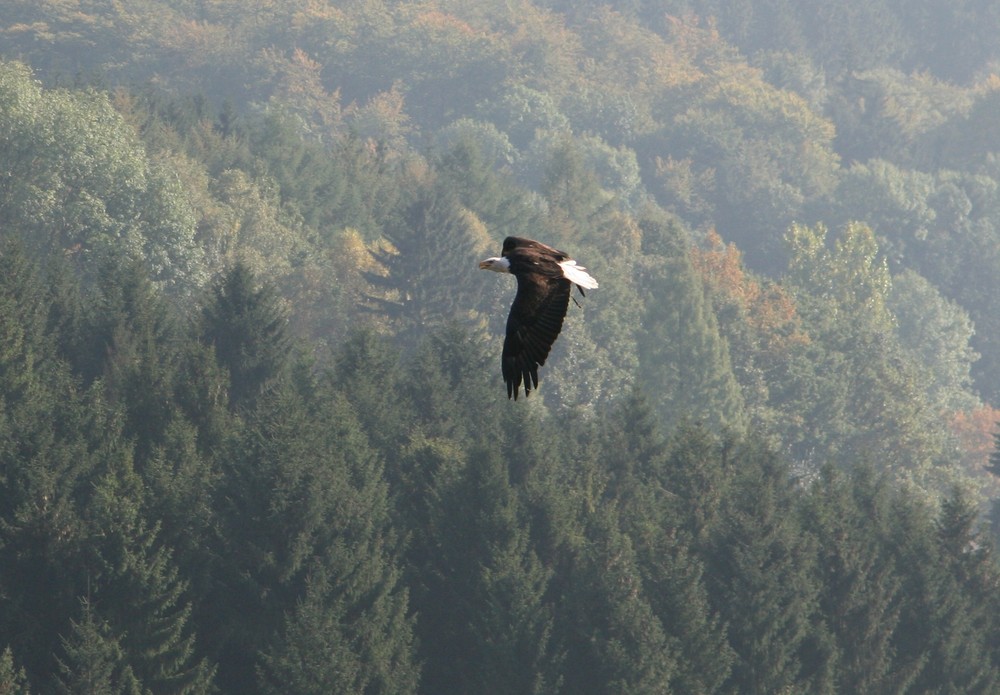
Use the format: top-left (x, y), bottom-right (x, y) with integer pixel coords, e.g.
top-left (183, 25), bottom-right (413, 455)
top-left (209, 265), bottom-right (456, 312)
top-left (0, 241), bottom-right (99, 680)
top-left (411, 446), bottom-right (560, 695)
top-left (213, 377), bottom-right (417, 693)
top-left (598, 388), bottom-right (669, 504)
top-left (634, 213), bottom-right (746, 432)
top-left (403, 324), bottom-right (504, 447)
top-left (705, 439), bottom-right (831, 694)
top-left (0, 646), bottom-right (31, 695)
top-left (433, 135), bottom-right (541, 238)
top-left (82, 453), bottom-right (216, 694)
top-left (54, 599), bottom-right (144, 695)
top-left (638, 527), bottom-right (732, 694)
top-left (256, 568), bottom-right (363, 694)
top-left (889, 494), bottom-right (965, 691)
top-left (329, 328), bottom-right (410, 457)
top-left (558, 506), bottom-right (675, 695)
top-left (663, 423), bottom-right (734, 545)
top-left (908, 490), bottom-right (1000, 693)
top-left (258, 556), bottom-right (418, 695)
top-left (606, 404), bottom-right (734, 694)
top-left (362, 173), bottom-right (490, 344)
top-left (803, 465), bottom-right (904, 693)
top-left (0, 238), bottom-right (52, 404)
top-left (95, 260), bottom-right (179, 449)
top-left (201, 262), bottom-right (292, 410)
top-left (539, 137), bottom-right (615, 248)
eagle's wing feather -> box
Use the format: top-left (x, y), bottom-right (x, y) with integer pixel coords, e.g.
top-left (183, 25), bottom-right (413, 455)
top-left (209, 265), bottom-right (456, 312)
top-left (502, 273), bottom-right (571, 400)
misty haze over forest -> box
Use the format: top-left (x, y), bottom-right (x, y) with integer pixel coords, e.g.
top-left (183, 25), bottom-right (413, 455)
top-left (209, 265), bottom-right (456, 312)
top-left (3, 1), bottom-right (1000, 692)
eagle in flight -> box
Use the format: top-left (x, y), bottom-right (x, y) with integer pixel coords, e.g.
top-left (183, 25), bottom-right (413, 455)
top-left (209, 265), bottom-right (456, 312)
top-left (479, 236), bottom-right (598, 399)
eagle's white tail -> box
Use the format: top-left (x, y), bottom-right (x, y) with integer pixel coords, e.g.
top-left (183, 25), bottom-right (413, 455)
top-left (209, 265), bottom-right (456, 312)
top-left (558, 260), bottom-right (599, 289)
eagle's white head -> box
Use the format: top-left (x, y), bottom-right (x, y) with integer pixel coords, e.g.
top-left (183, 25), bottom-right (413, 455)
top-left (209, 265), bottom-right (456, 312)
top-left (479, 256), bottom-right (511, 273)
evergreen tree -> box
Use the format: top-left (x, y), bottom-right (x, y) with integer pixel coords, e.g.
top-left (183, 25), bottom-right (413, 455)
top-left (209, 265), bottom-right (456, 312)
top-left (92, 259), bottom-right (181, 460)
top-left (171, 340), bottom-right (232, 459)
top-left (634, 212), bottom-right (746, 432)
top-left (638, 526), bottom-right (732, 695)
top-left (244, 109), bottom-right (350, 232)
top-left (411, 446), bottom-right (560, 695)
top-left (538, 137), bottom-right (615, 247)
top-left (258, 557), bottom-right (418, 695)
top-left (363, 173), bottom-right (489, 344)
top-left (598, 388), bottom-right (669, 504)
top-left (558, 507), bottom-right (675, 695)
top-left (0, 238), bottom-right (54, 402)
top-left (201, 263), bottom-right (292, 410)
top-left (54, 599), bottom-right (144, 695)
top-left (0, 646), bottom-right (31, 695)
top-left (803, 466), bottom-right (904, 693)
top-left (909, 489), bottom-right (1000, 693)
top-left (0, 242), bottom-right (99, 680)
top-left (605, 402), bottom-right (734, 694)
top-left (433, 135), bottom-right (542, 239)
top-left (213, 377), bottom-right (416, 693)
top-left (663, 423), bottom-right (734, 545)
top-left (329, 328), bottom-right (410, 457)
top-left (403, 324), bottom-right (504, 447)
top-left (82, 452), bottom-right (216, 694)
top-left (888, 493), bottom-right (972, 692)
top-left (705, 439), bottom-right (832, 694)
top-left (256, 568), bottom-right (364, 694)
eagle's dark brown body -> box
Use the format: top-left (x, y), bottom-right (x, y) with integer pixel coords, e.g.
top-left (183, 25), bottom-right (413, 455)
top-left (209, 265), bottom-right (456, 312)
top-left (480, 237), bottom-right (598, 399)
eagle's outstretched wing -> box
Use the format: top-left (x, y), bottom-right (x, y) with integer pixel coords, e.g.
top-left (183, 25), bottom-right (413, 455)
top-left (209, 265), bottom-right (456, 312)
top-left (501, 269), bottom-right (571, 400)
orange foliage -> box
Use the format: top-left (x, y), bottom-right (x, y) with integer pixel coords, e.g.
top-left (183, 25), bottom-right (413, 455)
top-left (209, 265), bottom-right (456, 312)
top-left (577, 7), bottom-right (697, 92)
top-left (691, 230), bottom-right (809, 353)
top-left (691, 229), bottom-right (756, 307)
top-left (662, 13), bottom-right (728, 72)
top-left (160, 18), bottom-right (237, 64)
top-left (291, 1), bottom-right (347, 30)
top-left (263, 47), bottom-right (343, 130)
top-left (948, 405), bottom-right (1000, 477)
top-left (258, 46), bottom-right (324, 100)
top-left (414, 9), bottom-right (480, 37)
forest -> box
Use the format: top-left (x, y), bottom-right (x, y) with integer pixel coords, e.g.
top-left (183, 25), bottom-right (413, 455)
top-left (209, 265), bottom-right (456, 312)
top-left (3, 0), bottom-right (1000, 692)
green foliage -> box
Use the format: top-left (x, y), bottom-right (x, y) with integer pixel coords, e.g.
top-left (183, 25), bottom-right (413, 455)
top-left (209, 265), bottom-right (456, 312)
top-left (705, 439), bottom-right (832, 694)
top-left (363, 172), bottom-right (490, 344)
top-left (201, 263), bottom-right (292, 410)
top-left (802, 466), bottom-right (904, 692)
top-left (889, 269), bottom-right (980, 413)
top-left (411, 446), bottom-right (560, 694)
top-left (3, 2), bottom-right (1000, 694)
top-left (559, 509), bottom-right (676, 695)
top-left (781, 223), bottom-right (958, 490)
top-left (54, 599), bottom-right (144, 695)
top-left (81, 456), bottom-right (216, 694)
top-left (634, 212), bottom-right (747, 432)
top-left (209, 369), bottom-right (417, 693)
top-left (0, 61), bottom-right (203, 290)
top-left (0, 646), bottom-right (31, 695)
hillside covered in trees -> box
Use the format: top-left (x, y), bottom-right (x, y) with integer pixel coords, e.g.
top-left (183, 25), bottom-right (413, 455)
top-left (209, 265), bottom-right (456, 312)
top-left (3, 1), bottom-right (1000, 692)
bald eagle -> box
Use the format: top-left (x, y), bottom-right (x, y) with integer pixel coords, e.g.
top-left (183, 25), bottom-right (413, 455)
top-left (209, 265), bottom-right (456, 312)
top-left (479, 236), bottom-right (598, 400)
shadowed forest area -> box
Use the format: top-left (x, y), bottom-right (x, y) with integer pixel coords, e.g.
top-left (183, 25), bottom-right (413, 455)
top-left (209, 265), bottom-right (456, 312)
top-left (3, 1), bottom-right (1000, 692)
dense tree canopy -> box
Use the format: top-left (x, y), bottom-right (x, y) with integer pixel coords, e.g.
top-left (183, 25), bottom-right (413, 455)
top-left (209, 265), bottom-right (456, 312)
top-left (3, 0), bottom-right (1000, 692)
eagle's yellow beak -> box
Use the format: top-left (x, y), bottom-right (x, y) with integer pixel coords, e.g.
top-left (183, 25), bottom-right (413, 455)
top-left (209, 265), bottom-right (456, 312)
top-left (478, 260), bottom-right (491, 269)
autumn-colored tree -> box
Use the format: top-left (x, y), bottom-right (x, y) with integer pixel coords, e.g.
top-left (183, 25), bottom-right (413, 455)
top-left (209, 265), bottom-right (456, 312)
top-left (691, 230), bottom-right (809, 434)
